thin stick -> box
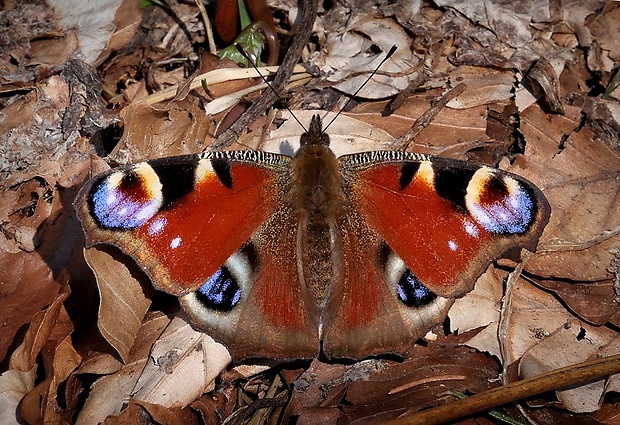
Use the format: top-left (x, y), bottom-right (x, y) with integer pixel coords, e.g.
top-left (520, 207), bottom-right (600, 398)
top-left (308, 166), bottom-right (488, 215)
top-left (382, 354), bottom-right (620, 425)
top-left (210, 0), bottom-right (319, 150)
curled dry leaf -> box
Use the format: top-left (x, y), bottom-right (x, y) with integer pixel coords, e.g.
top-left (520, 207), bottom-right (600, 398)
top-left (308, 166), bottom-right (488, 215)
top-left (502, 278), bottom-right (580, 365)
top-left (84, 246), bottom-right (152, 363)
top-left (74, 312), bottom-right (171, 424)
top-left (0, 76), bottom-right (69, 175)
top-left (535, 279), bottom-right (619, 325)
top-left (48, 0), bottom-right (128, 66)
top-left (133, 399), bottom-right (201, 425)
top-left (28, 31), bottom-right (79, 66)
top-left (75, 360), bottom-right (150, 425)
top-left (9, 293), bottom-right (69, 372)
top-left (313, 18), bottom-right (421, 99)
top-left (435, 0), bottom-right (535, 47)
top-left (0, 174), bottom-right (55, 253)
top-left (1, 290), bottom-right (72, 423)
top-left (284, 342), bottom-right (500, 423)
top-left (74, 314), bottom-right (229, 422)
top-left (24, 334), bottom-right (83, 425)
top-left (445, 67), bottom-right (515, 110)
top-left (585, 4), bottom-right (620, 71)
top-left (132, 316), bottom-right (231, 408)
top-left (108, 101), bottom-right (214, 164)
top-left (0, 366), bottom-right (37, 425)
top-left (0, 258), bottom-right (58, 365)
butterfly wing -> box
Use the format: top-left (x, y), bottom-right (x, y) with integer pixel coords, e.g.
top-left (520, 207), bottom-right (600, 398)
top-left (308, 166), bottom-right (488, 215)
top-left (180, 205), bottom-right (321, 359)
top-left (75, 152), bottom-right (290, 295)
top-left (321, 151), bottom-right (550, 359)
top-left (340, 151), bottom-right (550, 298)
top-left (322, 204), bottom-right (454, 359)
top-left (76, 151), bottom-right (321, 359)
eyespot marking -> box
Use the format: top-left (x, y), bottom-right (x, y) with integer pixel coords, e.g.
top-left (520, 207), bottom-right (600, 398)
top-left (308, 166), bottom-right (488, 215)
top-left (466, 169), bottom-right (536, 234)
top-left (196, 267), bottom-right (241, 311)
top-left (194, 250), bottom-right (253, 312)
top-left (383, 247), bottom-right (437, 308)
top-left (89, 163), bottom-right (163, 229)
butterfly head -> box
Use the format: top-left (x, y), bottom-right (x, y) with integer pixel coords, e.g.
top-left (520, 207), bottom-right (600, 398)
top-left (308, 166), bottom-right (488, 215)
top-left (299, 115), bottom-right (330, 148)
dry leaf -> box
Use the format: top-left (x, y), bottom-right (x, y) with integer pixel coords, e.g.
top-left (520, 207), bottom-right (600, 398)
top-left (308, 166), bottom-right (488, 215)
top-left (9, 293), bottom-right (68, 372)
top-left (517, 104), bottom-right (620, 282)
top-left (519, 320), bottom-right (620, 413)
top-left (74, 313), bottom-right (171, 424)
top-left (313, 17), bottom-right (421, 99)
top-left (84, 247), bottom-right (152, 363)
top-left (448, 266), bottom-right (503, 335)
top-left (109, 101), bottom-right (214, 164)
top-left (0, 367), bottom-right (37, 424)
top-left (132, 316), bottom-right (231, 408)
top-left (257, 110), bottom-right (395, 156)
top-left (48, 0), bottom-right (126, 65)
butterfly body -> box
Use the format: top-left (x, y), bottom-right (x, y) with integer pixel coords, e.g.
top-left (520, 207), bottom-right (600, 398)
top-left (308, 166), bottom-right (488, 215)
top-left (287, 118), bottom-right (344, 315)
top-left (75, 115), bottom-right (550, 361)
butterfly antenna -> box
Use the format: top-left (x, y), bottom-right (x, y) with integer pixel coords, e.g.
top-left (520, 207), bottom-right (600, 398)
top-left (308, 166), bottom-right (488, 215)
top-left (235, 43), bottom-right (308, 132)
top-left (322, 45), bottom-right (398, 133)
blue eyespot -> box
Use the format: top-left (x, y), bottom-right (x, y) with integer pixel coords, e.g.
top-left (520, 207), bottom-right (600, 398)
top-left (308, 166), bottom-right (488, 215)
top-left (90, 175), bottom-right (161, 229)
top-left (397, 270), bottom-right (436, 307)
top-left (470, 183), bottom-right (534, 235)
top-left (196, 267), bottom-right (241, 312)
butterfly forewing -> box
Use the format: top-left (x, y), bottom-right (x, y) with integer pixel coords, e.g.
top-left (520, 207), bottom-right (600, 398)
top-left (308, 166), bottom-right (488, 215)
top-left (75, 152), bottom-right (290, 295)
top-left (339, 151), bottom-right (551, 299)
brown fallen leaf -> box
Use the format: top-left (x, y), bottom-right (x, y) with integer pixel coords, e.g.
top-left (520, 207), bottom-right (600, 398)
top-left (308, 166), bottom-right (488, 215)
top-left (519, 319), bottom-right (620, 413)
top-left (84, 246), bottom-right (152, 363)
top-left (513, 104), bottom-right (620, 283)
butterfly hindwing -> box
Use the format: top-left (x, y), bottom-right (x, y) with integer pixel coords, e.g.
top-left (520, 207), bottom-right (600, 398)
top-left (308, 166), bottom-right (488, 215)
top-left (180, 206), bottom-right (321, 359)
top-left (322, 204), bottom-right (454, 359)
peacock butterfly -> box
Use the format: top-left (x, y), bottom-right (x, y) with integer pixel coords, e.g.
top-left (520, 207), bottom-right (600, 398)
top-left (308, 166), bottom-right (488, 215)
top-left (74, 114), bottom-right (550, 361)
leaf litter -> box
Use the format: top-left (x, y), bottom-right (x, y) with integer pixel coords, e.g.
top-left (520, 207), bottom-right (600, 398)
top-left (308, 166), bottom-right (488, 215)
top-left (0, 0), bottom-right (619, 424)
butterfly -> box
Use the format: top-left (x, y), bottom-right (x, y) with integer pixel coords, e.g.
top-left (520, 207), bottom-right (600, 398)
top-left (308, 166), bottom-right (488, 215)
top-left (74, 114), bottom-right (550, 361)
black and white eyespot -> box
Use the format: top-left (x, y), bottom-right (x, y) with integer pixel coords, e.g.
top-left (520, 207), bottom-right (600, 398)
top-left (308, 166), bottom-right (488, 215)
top-left (383, 247), bottom-right (437, 307)
top-left (180, 244), bottom-right (258, 333)
top-left (179, 247), bottom-right (257, 341)
top-left (194, 249), bottom-right (254, 312)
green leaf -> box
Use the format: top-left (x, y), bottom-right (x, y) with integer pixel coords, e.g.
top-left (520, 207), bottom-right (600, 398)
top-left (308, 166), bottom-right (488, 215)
top-left (238, 0), bottom-right (252, 30)
top-left (218, 22), bottom-right (266, 67)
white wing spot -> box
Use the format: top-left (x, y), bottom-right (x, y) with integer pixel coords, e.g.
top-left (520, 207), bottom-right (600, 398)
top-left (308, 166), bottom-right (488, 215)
top-left (463, 220), bottom-right (479, 238)
top-left (148, 217), bottom-right (167, 236)
top-left (170, 236), bottom-right (182, 249)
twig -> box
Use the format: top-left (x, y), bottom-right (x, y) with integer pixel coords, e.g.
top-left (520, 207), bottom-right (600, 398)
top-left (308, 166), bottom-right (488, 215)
top-left (382, 353), bottom-right (620, 425)
top-left (210, 0), bottom-right (319, 150)
top-left (393, 83), bottom-right (467, 151)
